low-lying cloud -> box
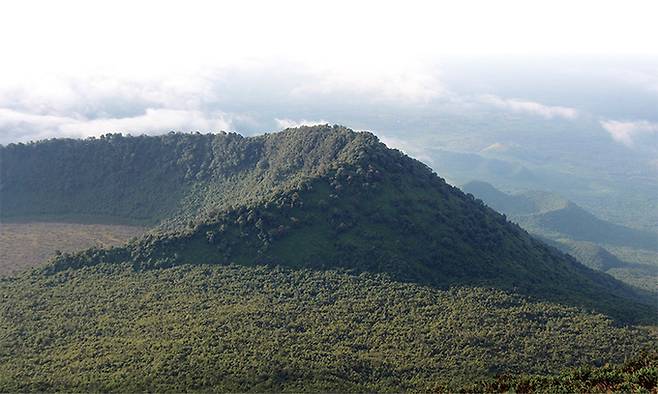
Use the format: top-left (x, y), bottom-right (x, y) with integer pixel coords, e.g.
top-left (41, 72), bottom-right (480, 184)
top-left (291, 65), bottom-right (445, 104)
top-left (0, 107), bottom-right (233, 144)
top-left (275, 118), bottom-right (329, 130)
top-left (0, 61), bottom-right (448, 144)
top-left (479, 94), bottom-right (579, 119)
top-left (600, 119), bottom-right (658, 146)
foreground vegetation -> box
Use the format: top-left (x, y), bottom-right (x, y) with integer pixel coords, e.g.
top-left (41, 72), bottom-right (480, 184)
top-left (468, 350), bottom-right (658, 393)
top-left (1, 263), bottom-right (655, 392)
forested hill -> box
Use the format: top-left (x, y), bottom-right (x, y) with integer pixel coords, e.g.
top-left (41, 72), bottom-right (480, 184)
top-left (0, 127), bottom-right (377, 225)
top-left (2, 126), bottom-right (656, 323)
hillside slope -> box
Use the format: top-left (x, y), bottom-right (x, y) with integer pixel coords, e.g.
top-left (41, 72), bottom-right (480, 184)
top-left (2, 126), bottom-right (648, 322)
top-left (1, 263), bottom-right (655, 392)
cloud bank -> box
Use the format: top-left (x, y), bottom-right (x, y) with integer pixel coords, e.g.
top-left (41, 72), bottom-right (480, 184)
top-left (0, 61), bottom-right (446, 145)
top-left (275, 118), bottom-right (330, 130)
top-left (600, 120), bottom-right (658, 146)
top-left (479, 94), bottom-right (578, 119)
top-left (291, 63), bottom-right (445, 104)
top-left (0, 107), bottom-right (233, 142)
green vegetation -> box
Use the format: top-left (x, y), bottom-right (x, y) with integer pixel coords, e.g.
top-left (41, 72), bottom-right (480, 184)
top-left (1, 263), bottom-right (655, 392)
top-left (23, 127), bottom-right (652, 323)
top-left (467, 350), bottom-right (658, 393)
top-left (463, 180), bottom-right (658, 294)
top-left (0, 127), bottom-right (382, 227)
top-left (2, 126), bottom-right (657, 392)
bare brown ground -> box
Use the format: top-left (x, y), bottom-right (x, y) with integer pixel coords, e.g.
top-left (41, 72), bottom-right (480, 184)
top-left (0, 222), bottom-right (145, 276)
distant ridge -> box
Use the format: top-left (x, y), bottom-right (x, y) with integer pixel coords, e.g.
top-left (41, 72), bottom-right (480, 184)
top-left (462, 180), bottom-right (658, 251)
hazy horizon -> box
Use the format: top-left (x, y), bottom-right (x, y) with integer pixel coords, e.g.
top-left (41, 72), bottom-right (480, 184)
top-left (2, 0), bottom-right (657, 229)
top-left (2, 1), bottom-right (658, 147)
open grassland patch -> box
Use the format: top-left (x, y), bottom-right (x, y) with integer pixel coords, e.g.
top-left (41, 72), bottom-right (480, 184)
top-left (0, 221), bottom-right (145, 276)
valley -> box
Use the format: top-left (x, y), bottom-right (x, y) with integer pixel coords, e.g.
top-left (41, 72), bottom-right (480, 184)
top-left (462, 180), bottom-right (658, 295)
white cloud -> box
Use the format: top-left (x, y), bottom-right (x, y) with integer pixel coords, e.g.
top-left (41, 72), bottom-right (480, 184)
top-left (600, 120), bottom-right (658, 146)
top-left (0, 59), bottom-right (447, 144)
top-left (0, 71), bottom-right (221, 118)
top-left (62, 109), bottom-right (232, 135)
top-left (291, 61), bottom-right (445, 104)
top-left (0, 107), bottom-right (232, 144)
top-left (275, 118), bottom-right (329, 130)
top-left (480, 142), bottom-right (516, 153)
top-left (615, 69), bottom-right (658, 94)
top-left (479, 94), bottom-right (579, 119)
top-left (0, 108), bottom-right (81, 141)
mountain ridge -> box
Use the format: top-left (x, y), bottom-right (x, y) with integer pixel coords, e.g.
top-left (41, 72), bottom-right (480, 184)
top-left (1, 126), bottom-right (382, 226)
top-left (462, 180), bottom-right (658, 251)
top-left (3, 126), bottom-right (652, 322)
top-left (2, 125), bottom-right (658, 391)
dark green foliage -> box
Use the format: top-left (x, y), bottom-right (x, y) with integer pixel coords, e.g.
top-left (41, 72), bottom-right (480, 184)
top-left (0, 126), bottom-right (375, 226)
top-left (466, 350), bottom-right (658, 393)
top-left (34, 127), bottom-right (655, 323)
top-left (1, 132), bottom-right (196, 224)
top-left (2, 126), bottom-right (658, 392)
top-left (0, 263), bottom-right (655, 392)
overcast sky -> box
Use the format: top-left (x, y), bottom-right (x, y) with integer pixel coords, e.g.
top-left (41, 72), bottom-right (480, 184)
top-left (1, 0), bottom-right (658, 147)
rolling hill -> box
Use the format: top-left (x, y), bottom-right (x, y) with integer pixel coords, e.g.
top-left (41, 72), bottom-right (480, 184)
top-left (1, 126), bottom-right (656, 391)
top-left (3, 126), bottom-right (653, 321)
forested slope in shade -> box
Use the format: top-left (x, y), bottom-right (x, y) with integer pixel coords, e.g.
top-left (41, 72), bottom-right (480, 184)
top-left (0, 126), bottom-right (384, 226)
top-left (0, 263), bottom-right (656, 392)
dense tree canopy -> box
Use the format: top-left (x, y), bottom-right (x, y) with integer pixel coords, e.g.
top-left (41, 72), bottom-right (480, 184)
top-left (13, 126), bottom-right (652, 323)
top-left (1, 263), bottom-right (655, 392)
top-left (2, 126), bottom-right (657, 392)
